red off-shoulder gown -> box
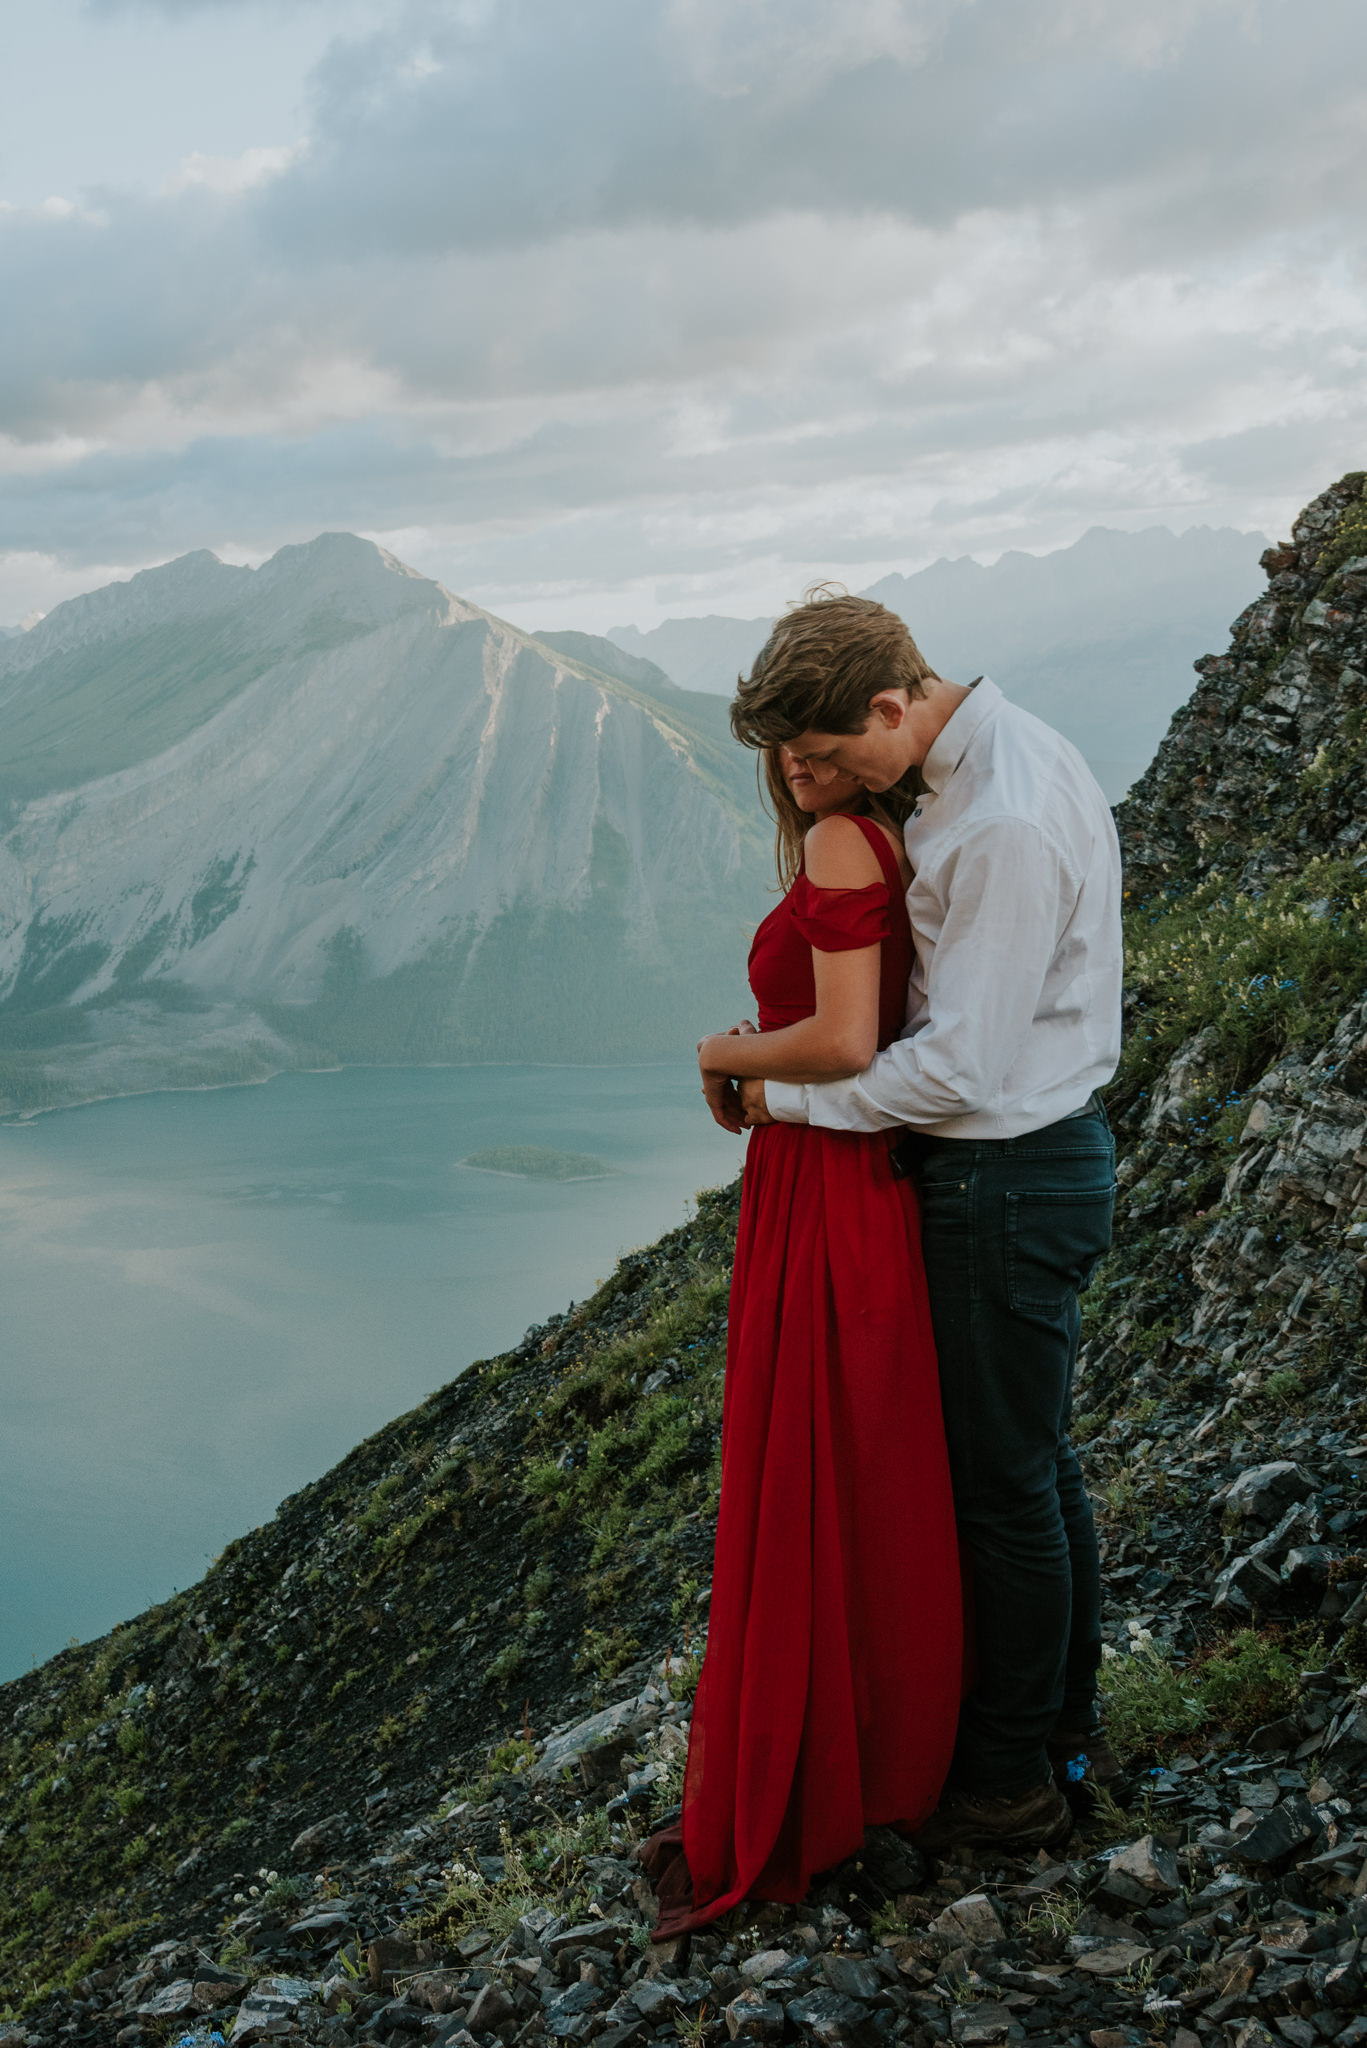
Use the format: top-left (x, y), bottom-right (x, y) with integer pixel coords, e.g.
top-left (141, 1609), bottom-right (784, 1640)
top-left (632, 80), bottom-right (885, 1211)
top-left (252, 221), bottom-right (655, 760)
top-left (647, 814), bottom-right (961, 1936)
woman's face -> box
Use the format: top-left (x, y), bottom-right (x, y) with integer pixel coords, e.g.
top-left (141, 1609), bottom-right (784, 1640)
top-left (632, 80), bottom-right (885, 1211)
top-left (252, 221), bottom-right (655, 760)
top-left (778, 743), bottom-right (865, 817)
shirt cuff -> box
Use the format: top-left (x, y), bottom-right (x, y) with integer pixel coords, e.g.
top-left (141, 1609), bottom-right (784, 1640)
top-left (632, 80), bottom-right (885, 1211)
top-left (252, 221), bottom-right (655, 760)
top-left (764, 1080), bottom-right (810, 1125)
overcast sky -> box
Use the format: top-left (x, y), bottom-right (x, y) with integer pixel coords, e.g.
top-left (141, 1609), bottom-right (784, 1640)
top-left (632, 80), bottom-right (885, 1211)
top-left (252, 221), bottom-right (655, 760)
top-left (2, 0), bottom-right (1365, 630)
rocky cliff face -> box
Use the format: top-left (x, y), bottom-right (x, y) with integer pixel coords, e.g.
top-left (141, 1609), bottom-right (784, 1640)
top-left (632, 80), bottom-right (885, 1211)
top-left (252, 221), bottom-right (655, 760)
top-left (4, 480), bottom-right (1367, 2048)
top-left (1075, 473), bottom-right (1367, 1611)
top-left (0, 538), bottom-right (765, 1112)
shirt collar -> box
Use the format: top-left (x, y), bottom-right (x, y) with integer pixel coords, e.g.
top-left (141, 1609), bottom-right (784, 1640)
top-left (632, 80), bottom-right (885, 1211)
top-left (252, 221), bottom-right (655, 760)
top-left (920, 675), bottom-right (1000, 795)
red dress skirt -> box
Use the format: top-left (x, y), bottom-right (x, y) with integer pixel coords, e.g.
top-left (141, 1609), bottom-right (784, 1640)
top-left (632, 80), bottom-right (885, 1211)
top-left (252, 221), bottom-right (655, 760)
top-left (648, 815), bottom-right (961, 1936)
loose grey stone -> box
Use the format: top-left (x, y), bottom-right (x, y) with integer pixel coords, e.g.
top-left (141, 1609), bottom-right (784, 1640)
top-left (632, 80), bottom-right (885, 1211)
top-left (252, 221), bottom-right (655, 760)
top-left (407, 1972), bottom-right (469, 2016)
top-left (1281, 1545), bottom-right (1335, 1590)
top-left (786, 1988), bottom-right (870, 2044)
top-left (1070, 1940), bottom-right (1153, 1978)
top-left (818, 1954), bottom-right (884, 2002)
top-left (465, 1984), bottom-right (515, 2031)
top-left (290, 1814), bottom-right (348, 1861)
top-left (1213, 1552), bottom-right (1284, 1619)
top-left (1106, 1832), bottom-right (1181, 1896)
top-left (543, 1982), bottom-right (603, 2039)
top-left (627, 1979), bottom-right (684, 2020)
top-left (724, 1992), bottom-right (785, 2040)
top-left (228, 1995), bottom-right (298, 2044)
top-left (135, 1982), bottom-right (198, 2021)
top-left (1234, 1795), bottom-right (1319, 1866)
top-left (929, 1894), bottom-right (1007, 1948)
top-left (287, 1908), bottom-right (355, 1937)
top-left (949, 2005), bottom-right (1013, 2047)
top-left (1223, 1462), bottom-right (1316, 1523)
top-left (738, 1950), bottom-right (793, 1986)
top-left (545, 1919), bottom-right (633, 1955)
top-left (533, 1703), bottom-right (655, 1781)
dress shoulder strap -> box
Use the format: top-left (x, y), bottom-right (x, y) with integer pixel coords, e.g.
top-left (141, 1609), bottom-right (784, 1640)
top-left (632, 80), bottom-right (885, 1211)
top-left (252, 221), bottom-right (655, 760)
top-left (843, 811), bottom-right (904, 891)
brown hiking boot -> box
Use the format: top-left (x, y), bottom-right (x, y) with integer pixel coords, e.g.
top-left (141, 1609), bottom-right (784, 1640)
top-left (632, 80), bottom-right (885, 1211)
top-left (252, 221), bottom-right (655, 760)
top-left (913, 1778), bottom-right (1073, 1857)
top-left (1047, 1727), bottom-right (1130, 1815)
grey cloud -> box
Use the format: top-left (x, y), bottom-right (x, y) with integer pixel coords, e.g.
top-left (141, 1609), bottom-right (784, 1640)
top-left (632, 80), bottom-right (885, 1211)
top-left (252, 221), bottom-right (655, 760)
top-left (3, 0), bottom-right (1364, 436)
top-left (3, 0), bottom-right (1366, 616)
top-left (4, 285), bottom-right (1362, 572)
top-left (0, 194), bottom-right (281, 438)
top-left (253, 0), bottom-right (1367, 260)
top-left (1184, 416), bottom-right (1367, 494)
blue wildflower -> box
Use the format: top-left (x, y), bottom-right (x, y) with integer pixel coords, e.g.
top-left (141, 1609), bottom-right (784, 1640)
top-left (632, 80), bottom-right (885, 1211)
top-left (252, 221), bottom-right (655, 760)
top-left (1066, 1754), bottom-right (1089, 1783)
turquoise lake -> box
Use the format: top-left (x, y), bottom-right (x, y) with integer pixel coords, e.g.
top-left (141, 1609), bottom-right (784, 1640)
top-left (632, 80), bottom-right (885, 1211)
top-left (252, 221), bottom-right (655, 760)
top-left (0, 1065), bottom-right (744, 1681)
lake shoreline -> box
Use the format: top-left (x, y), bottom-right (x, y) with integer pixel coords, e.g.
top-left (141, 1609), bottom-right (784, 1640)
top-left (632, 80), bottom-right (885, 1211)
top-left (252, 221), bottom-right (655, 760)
top-left (0, 1062), bottom-right (742, 1681)
top-left (0, 1051), bottom-right (691, 1126)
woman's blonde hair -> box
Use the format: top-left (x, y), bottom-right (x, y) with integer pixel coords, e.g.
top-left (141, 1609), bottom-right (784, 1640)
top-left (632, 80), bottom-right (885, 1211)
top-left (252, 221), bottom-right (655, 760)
top-left (762, 748), bottom-right (919, 890)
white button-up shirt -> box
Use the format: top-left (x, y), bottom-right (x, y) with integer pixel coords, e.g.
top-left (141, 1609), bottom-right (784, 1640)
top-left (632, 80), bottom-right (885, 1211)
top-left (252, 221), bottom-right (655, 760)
top-left (765, 678), bottom-right (1123, 1140)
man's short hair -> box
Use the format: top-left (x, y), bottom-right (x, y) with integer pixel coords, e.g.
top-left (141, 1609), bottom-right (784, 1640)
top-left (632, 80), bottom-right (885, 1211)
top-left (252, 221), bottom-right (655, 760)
top-left (730, 586), bottom-right (939, 750)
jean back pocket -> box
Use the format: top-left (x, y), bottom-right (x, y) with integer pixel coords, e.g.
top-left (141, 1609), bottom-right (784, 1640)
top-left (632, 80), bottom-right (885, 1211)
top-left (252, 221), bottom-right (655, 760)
top-left (1005, 1183), bottom-right (1116, 1315)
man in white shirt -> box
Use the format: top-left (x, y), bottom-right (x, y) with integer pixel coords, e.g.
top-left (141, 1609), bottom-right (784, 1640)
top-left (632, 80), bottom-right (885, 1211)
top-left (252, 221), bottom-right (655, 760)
top-left (732, 590), bottom-right (1123, 1855)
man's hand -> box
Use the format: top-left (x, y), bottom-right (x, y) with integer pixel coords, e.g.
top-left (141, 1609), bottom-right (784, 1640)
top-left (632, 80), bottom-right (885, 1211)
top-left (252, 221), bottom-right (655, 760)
top-left (701, 1069), bottom-right (744, 1134)
top-left (740, 1077), bottom-right (774, 1126)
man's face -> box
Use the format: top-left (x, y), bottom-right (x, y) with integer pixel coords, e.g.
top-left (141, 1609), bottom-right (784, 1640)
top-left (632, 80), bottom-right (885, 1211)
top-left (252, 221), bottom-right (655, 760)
top-left (782, 687), bottom-right (932, 792)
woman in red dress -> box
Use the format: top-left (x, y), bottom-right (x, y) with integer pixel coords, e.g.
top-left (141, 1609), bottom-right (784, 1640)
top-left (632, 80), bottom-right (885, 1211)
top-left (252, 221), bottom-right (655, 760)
top-left (641, 746), bottom-right (962, 1938)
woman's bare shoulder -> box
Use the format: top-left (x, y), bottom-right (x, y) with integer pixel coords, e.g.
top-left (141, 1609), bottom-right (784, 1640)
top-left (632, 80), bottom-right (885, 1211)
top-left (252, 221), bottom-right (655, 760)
top-left (803, 813), bottom-right (885, 888)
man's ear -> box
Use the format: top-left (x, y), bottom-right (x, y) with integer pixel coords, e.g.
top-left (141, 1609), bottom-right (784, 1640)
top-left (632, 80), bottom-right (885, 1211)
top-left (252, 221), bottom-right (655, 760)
top-left (868, 688), bottom-right (911, 729)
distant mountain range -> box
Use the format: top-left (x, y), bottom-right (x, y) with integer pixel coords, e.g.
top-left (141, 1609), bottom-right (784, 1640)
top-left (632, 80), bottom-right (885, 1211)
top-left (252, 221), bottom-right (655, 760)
top-left (609, 524), bottom-right (1268, 800)
top-left (0, 521), bottom-right (1270, 1111)
top-left (0, 538), bottom-right (765, 1113)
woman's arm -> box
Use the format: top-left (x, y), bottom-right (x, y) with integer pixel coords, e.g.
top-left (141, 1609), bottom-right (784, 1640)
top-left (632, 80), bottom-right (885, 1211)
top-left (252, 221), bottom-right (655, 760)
top-left (700, 951), bottom-right (880, 1083)
top-left (698, 815), bottom-right (885, 1088)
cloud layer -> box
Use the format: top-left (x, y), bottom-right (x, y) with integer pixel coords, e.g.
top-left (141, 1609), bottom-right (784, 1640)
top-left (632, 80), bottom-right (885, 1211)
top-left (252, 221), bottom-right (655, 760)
top-left (4, 0), bottom-right (1366, 623)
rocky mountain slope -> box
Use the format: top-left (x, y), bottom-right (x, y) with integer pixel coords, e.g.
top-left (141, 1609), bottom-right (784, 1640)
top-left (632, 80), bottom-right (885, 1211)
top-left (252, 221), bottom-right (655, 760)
top-left (0, 539), bottom-right (766, 1114)
top-left (4, 475), bottom-right (1367, 2048)
top-left (1078, 468), bottom-right (1367, 1557)
top-left (609, 525), bottom-right (1266, 800)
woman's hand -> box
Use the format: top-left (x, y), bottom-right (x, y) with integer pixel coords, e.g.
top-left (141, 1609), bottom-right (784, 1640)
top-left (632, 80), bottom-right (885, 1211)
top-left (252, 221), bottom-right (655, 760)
top-left (698, 1022), bottom-right (757, 1131)
top-left (697, 1020), bottom-right (758, 1072)
top-left (698, 1021), bottom-right (757, 1076)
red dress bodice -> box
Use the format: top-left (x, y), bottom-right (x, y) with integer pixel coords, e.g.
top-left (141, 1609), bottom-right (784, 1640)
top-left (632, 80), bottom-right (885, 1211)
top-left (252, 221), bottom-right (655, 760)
top-left (746, 812), bottom-right (911, 1047)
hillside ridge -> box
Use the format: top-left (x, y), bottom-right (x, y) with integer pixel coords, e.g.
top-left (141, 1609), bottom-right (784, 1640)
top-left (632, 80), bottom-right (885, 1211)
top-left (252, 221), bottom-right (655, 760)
top-left (4, 475), bottom-right (1367, 2048)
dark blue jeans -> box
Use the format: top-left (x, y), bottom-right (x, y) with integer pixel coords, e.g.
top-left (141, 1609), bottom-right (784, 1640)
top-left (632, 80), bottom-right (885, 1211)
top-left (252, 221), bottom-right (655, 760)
top-left (913, 1106), bottom-right (1115, 1793)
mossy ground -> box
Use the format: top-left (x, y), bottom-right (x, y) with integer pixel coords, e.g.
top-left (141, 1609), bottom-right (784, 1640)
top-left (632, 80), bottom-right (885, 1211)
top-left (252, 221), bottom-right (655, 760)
top-left (1115, 855), bottom-right (1367, 1120)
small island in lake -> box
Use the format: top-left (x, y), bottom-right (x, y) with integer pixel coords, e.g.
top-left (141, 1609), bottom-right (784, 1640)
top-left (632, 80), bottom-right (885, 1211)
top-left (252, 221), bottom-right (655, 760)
top-left (462, 1144), bottom-right (612, 1181)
